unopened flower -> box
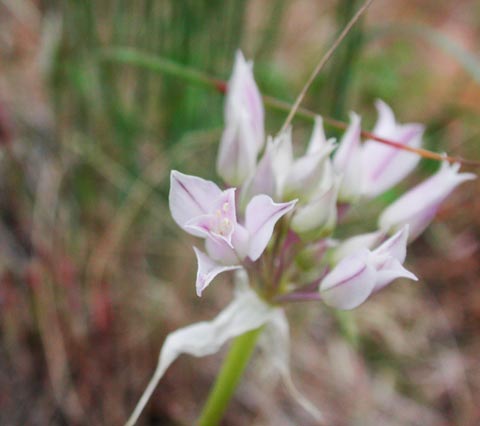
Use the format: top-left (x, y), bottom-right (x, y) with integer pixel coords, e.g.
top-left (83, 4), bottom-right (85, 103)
top-left (243, 118), bottom-right (335, 203)
top-left (379, 162), bottom-right (475, 241)
top-left (291, 162), bottom-right (340, 240)
top-left (320, 226), bottom-right (416, 310)
top-left (217, 51), bottom-right (264, 186)
top-left (361, 100), bottom-right (424, 198)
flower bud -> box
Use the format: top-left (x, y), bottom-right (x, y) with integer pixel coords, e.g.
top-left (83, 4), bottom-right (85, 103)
top-left (291, 163), bottom-right (339, 241)
top-left (361, 100), bottom-right (424, 198)
top-left (217, 51), bottom-right (265, 186)
top-left (379, 162), bottom-right (475, 241)
top-left (319, 250), bottom-right (376, 310)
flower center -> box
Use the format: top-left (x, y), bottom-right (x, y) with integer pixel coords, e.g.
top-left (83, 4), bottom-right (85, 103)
top-left (212, 202), bottom-right (233, 236)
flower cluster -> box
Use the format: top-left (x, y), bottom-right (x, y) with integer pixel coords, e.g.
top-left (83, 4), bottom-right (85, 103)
top-left (170, 51), bottom-right (474, 309)
top-left (128, 51), bottom-right (475, 425)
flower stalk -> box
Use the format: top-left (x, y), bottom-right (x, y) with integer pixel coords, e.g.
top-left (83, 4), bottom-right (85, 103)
top-left (197, 327), bottom-right (264, 426)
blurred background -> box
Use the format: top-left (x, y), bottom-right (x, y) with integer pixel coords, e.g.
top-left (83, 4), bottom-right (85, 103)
top-left (0, 0), bottom-right (479, 425)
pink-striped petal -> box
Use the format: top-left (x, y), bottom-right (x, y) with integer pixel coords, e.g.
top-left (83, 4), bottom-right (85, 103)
top-left (320, 251), bottom-right (376, 310)
top-left (193, 247), bottom-right (241, 296)
top-left (362, 100), bottom-right (424, 197)
top-left (169, 170), bottom-right (222, 233)
top-left (245, 195), bottom-right (297, 261)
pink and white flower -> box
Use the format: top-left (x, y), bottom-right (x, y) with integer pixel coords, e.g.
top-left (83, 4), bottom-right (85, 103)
top-left (169, 170), bottom-right (296, 295)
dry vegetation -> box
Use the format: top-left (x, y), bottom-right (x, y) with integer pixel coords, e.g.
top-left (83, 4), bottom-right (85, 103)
top-left (0, 1), bottom-right (479, 425)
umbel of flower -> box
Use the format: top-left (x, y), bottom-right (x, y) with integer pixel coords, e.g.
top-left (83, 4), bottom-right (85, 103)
top-left (128, 50), bottom-right (476, 426)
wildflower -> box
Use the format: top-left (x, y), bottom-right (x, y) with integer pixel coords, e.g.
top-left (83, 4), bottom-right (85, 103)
top-left (169, 170), bottom-right (296, 295)
top-left (128, 51), bottom-right (475, 426)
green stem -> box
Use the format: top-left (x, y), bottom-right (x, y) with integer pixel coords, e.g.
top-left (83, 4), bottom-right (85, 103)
top-left (197, 327), bottom-right (263, 426)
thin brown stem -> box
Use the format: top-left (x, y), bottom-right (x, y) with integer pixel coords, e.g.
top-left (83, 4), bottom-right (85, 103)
top-left (279, 0), bottom-right (375, 134)
top-left (103, 47), bottom-right (480, 167)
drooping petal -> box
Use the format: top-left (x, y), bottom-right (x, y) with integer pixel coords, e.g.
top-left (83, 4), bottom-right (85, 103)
top-left (193, 247), bottom-right (241, 296)
top-left (245, 195), bottom-right (297, 261)
top-left (333, 112), bottom-right (363, 202)
top-left (169, 170), bottom-right (222, 233)
top-left (217, 51), bottom-right (264, 185)
top-left (319, 250), bottom-right (376, 310)
top-left (259, 310), bottom-right (324, 422)
top-left (362, 100), bottom-right (424, 198)
top-left (379, 162), bottom-right (476, 241)
top-left (126, 280), bottom-right (275, 425)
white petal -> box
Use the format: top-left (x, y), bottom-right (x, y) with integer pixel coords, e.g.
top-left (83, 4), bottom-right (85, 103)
top-left (217, 106), bottom-right (258, 185)
top-left (270, 128), bottom-right (294, 198)
top-left (225, 51), bottom-right (264, 150)
top-left (371, 99), bottom-right (396, 135)
top-left (306, 115), bottom-right (329, 155)
top-left (240, 138), bottom-right (277, 204)
top-left (284, 141), bottom-right (335, 201)
top-left (373, 257), bottom-right (417, 292)
top-left (333, 112), bottom-right (363, 202)
top-left (169, 171), bottom-right (222, 232)
top-left (245, 195), bottom-right (297, 261)
top-left (372, 225), bottom-right (409, 263)
top-left (291, 177), bottom-right (339, 240)
top-left (126, 282), bottom-right (275, 426)
top-left (193, 247), bottom-right (241, 296)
